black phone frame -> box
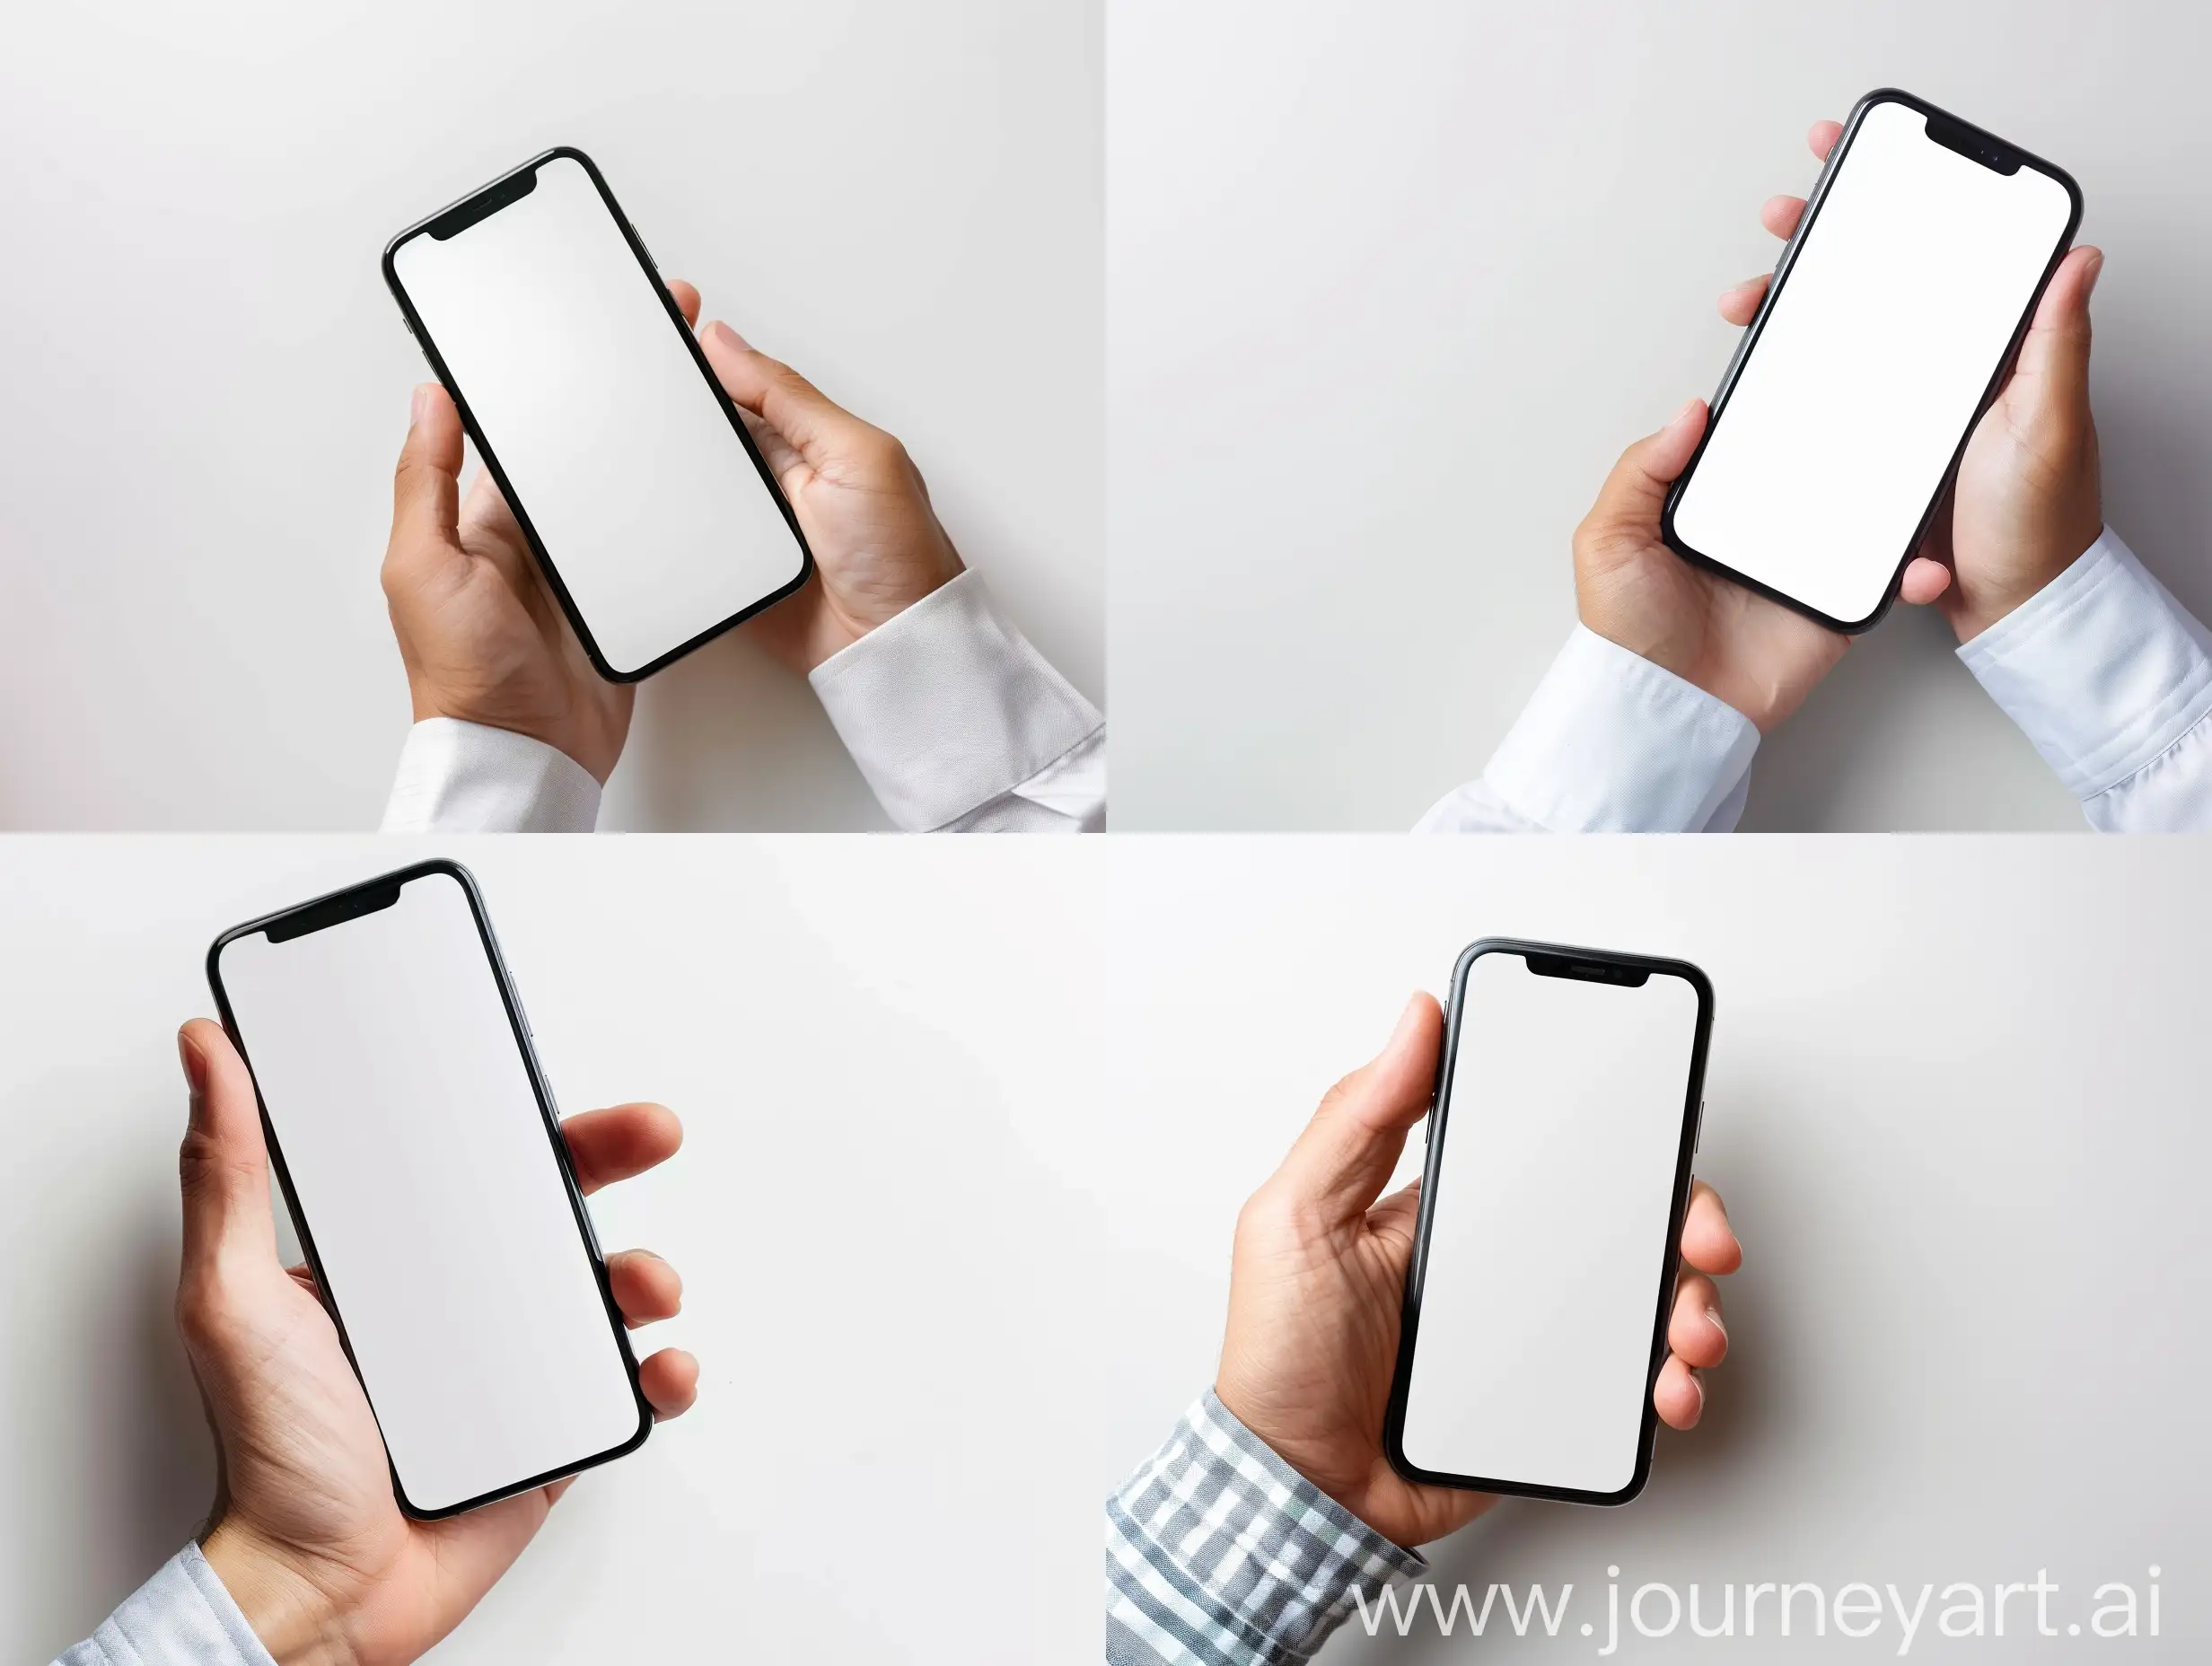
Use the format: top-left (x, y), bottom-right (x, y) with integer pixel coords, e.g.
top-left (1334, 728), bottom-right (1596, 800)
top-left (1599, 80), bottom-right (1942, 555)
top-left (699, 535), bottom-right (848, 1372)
top-left (1382, 937), bottom-right (1714, 1507)
top-left (382, 145), bottom-right (814, 683)
top-left (1660, 87), bottom-right (2085, 635)
top-left (205, 858), bottom-right (654, 1521)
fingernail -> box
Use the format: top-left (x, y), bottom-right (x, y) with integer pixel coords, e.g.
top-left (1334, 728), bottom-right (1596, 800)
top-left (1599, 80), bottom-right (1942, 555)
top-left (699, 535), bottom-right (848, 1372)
top-left (1706, 1306), bottom-right (1726, 1341)
top-left (1690, 1370), bottom-right (1707, 1410)
top-left (2083, 250), bottom-right (2104, 300)
top-left (409, 384), bottom-right (431, 428)
top-left (178, 1028), bottom-right (207, 1097)
top-left (1669, 397), bottom-right (1702, 430)
top-left (705, 320), bottom-right (751, 354)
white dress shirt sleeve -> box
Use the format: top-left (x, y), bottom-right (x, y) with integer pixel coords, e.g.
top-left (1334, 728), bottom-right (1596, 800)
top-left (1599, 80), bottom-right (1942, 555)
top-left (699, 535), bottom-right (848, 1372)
top-left (380, 570), bottom-right (1105, 833)
top-left (52, 1544), bottom-right (276, 1666)
top-left (382, 716), bottom-right (604, 833)
top-left (809, 571), bottom-right (1105, 832)
top-left (1416, 624), bottom-right (1760, 832)
top-left (1958, 526), bottom-right (2212, 831)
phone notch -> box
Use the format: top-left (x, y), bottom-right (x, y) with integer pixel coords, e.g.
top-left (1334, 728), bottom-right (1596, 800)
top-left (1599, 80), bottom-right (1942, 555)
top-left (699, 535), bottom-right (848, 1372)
top-left (1922, 113), bottom-right (2022, 176)
top-left (426, 163), bottom-right (541, 241)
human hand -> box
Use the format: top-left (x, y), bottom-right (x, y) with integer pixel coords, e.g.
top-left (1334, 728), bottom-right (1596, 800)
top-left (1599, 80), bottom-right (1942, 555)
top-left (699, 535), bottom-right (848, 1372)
top-left (1720, 120), bottom-right (2104, 644)
top-left (1214, 995), bottom-right (1742, 1550)
top-left (177, 1018), bottom-right (698, 1666)
top-left (693, 313), bottom-right (964, 673)
top-left (1575, 397), bottom-right (1848, 732)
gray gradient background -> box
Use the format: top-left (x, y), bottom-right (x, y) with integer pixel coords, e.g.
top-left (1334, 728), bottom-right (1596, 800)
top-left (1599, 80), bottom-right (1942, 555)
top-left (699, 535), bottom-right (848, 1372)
top-left (1109, 0), bottom-right (2212, 829)
top-left (1096, 837), bottom-right (2208, 1657)
top-left (0, 0), bottom-right (1101, 830)
top-left (0, 839), bottom-right (1106, 1662)
top-left (2, 839), bottom-right (2205, 1659)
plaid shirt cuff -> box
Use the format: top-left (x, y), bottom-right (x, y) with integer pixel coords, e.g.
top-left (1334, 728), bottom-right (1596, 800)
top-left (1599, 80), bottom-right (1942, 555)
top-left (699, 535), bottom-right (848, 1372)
top-left (1105, 1391), bottom-right (1427, 1664)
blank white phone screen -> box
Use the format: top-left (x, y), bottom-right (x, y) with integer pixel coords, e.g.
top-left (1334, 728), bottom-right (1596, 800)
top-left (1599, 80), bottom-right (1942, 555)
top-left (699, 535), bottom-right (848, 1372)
top-left (1400, 953), bottom-right (1699, 1495)
top-left (1671, 100), bottom-right (2073, 625)
top-left (216, 871), bottom-right (640, 1514)
top-left (391, 154), bottom-right (803, 676)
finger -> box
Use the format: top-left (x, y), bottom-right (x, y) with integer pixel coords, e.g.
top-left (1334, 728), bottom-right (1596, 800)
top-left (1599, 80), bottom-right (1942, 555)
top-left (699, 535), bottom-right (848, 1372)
top-left (1668, 1272), bottom-right (1728, 1370)
top-left (1898, 557), bottom-right (1953, 606)
top-left (606, 1250), bottom-right (682, 1326)
top-left (388, 384), bottom-right (465, 572)
top-left (1269, 995), bottom-right (1444, 1225)
top-left (1654, 1355), bottom-right (1705, 1430)
top-left (638, 1348), bottom-right (699, 1419)
top-left (665, 278), bottom-right (701, 329)
top-left (1680, 1179), bottom-right (1742, 1276)
top-left (1365, 1177), bottom-right (1424, 1254)
top-left (562, 1103), bottom-right (682, 1196)
top-left (1759, 193), bottom-right (1806, 241)
top-left (1809, 119), bottom-right (1842, 162)
top-left (1584, 399), bottom-right (1707, 536)
top-left (2013, 245), bottom-right (2102, 414)
top-left (697, 320), bottom-right (885, 472)
top-left (177, 1020), bottom-right (280, 1281)
top-left (1718, 273), bottom-right (1769, 326)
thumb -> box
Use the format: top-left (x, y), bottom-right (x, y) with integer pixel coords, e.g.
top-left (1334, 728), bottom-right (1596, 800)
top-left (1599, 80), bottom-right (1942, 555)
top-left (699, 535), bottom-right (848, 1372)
top-left (1271, 994), bottom-right (1445, 1225)
top-left (386, 382), bottom-right (465, 583)
top-left (698, 320), bottom-right (882, 472)
top-left (1584, 399), bottom-right (1707, 539)
top-left (178, 1019), bottom-right (279, 1283)
top-left (2012, 244), bottom-right (2100, 417)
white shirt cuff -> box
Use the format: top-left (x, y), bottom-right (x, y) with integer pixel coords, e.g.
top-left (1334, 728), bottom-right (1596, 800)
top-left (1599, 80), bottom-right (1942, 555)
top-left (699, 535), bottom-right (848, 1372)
top-left (54, 1544), bottom-right (276, 1666)
top-left (381, 717), bottom-right (601, 833)
top-left (1455, 625), bottom-right (1760, 831)
top-left (1958, 526), bottom-right (2212, 803)
top-left (808, 570), bottom-right (1103, 831)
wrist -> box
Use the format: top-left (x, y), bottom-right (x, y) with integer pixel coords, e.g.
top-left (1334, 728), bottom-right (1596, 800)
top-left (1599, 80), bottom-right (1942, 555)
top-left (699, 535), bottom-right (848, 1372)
top-left (403, 688), bottom-right (619, 787)
top-left (201, 1519), bottom-right (363, 1666)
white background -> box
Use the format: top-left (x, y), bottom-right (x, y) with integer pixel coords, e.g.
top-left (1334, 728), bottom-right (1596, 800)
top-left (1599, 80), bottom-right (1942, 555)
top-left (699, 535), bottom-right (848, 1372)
top-left (1109, 0), bottom-right (2212, 829)
top-left (5, 838), bottom-right (2207, 1657)
top-left (1090, 837), bottom-right (2208, 1656)
top-left (0, 838), bottom-right (1109, 1662)
top-left (0, 0), bottom-right (1101, 830)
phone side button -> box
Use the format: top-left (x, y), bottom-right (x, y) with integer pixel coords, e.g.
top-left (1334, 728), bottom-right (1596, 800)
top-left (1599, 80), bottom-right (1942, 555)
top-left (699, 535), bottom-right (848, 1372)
top-left (1693, 1099), bottom-right (1706, 1154)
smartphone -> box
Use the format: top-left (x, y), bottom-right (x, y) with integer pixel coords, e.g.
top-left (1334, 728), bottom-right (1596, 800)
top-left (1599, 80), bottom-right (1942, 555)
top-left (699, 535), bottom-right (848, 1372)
top-left (1663, 89), bottom-right (2083, 632)
top-left (383, 147), bottom-right (812, 680)
top-left (1383, 939), bottom-right (1713, 1505)
top-left (206, 861), bottom-right (652, 1518)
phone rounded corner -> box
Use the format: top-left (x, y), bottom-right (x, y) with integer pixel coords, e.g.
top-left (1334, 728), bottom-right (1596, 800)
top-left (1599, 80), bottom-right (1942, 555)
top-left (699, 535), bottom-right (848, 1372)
top-left (540, 144), bottom-right (598, 177)
top-left (392, 1480), bottom-right (461, 1524)
top-left (378, 232), bottom-right (411, 293)
top-left (2047, 162), bottom-right (2087, 232)
top-left (596, 651), bottom-right (653, 687)
top-left (1830, 578), bottom-right (1900, 637)
top-left (203, 926), bottom-right (247, 995)
top-left (1590, 1462), bottom-right (1652, 1508)
top-left (1450, 939), bottom-right (1514, 994)
top-left (1659, 955), bottom-right (1717, 1016)
top-left (1593, 1451), bottom-right (1663, 1513)
top-left (412, 855), bottom-right (479, 896)
top-left (1848, 87), bottom-right (1925, 137)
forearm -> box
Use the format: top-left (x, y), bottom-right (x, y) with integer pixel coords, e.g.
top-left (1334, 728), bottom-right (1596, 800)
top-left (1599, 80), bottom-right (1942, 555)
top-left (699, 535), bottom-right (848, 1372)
top-left (380, 717), bottom-right (601, 834)
top-left (1416, 626), bottom-right (1758, 833)
top-left (812, 570), bottom-right (1105, 832)
top-left (53, 1544), bottom-right (278, 1666)
top-left (1106, 1393), bottom-right (1425, 1665)
top-left (1959, 527), bottom-right (2212, 830)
